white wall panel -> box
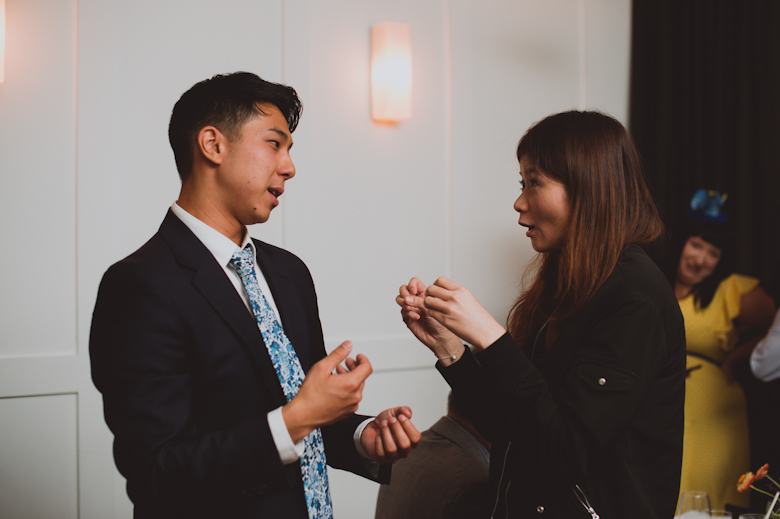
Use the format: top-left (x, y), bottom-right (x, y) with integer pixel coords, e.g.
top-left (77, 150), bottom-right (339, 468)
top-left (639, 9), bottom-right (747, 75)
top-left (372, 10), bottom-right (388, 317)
top-left (0, 394), bottom-right (78, 519)
top-left (449, 0), bottom-right (626, 324)
top-left (283, 0), bottom-right (450, 363)
top-left (0, 0), bottom-right (77, 357)
top-left (450, 0), bottom-right (581, 323)
top-left (584, 0), bottom-right (632, 124)
top-left (77, 0), bottom-right (286, 291)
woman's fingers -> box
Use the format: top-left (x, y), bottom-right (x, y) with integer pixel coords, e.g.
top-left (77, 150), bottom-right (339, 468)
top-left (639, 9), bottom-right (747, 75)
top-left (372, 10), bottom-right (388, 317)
top-left (397, 293), bottom-right (424, 323)
top-left (424, 284), bottom-right (451, 302)
top-left (423, 294), bottom-right (449, 314)
top-left (432, 276), bottom-right (460, 291)
top-left (425, 307), bottom-right (447, 327)
top-left (397, 293), bottom-right (424, 309)
top-left (408, 277), bottom-right (428, 296)
top-left (425, 278), bottom-right (466, 302)
top-left (399, 285), bottom-right (427, 309)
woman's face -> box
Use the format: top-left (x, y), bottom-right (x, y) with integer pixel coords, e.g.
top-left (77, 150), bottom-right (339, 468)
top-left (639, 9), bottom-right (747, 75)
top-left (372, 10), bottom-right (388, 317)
top-left (676, 236), bottom-right (722, 286)
top-left (513, 157), bottom-right (571, 253)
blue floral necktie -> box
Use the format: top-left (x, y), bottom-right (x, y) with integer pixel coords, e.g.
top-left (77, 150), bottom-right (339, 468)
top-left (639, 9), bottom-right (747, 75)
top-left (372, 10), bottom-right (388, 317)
top-left (229, 245), bottom-right (332, 519)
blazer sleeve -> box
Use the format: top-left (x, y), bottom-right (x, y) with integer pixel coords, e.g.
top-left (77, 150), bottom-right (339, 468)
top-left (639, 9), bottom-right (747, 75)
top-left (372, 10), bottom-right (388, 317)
top-left (90, 260), bottom-right (289, 504)
top-left (438, 286), bottom-right (676, 483)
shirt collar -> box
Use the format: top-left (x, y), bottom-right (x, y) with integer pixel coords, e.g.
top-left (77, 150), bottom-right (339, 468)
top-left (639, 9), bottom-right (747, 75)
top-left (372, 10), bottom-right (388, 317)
top-left (170, 202), bottom-right (255, 268)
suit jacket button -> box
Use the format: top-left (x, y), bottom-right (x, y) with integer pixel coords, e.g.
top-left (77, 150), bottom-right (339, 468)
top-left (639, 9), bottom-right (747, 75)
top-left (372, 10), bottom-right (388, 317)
top-left (537, 505), bottom-right (545, 513)
top-left (598, 377), bottom-right (607, 385)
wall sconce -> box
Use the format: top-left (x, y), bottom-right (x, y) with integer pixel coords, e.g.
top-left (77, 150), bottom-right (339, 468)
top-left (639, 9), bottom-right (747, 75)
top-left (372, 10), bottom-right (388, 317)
top-left (370, 23), bottom-right (412, 122)
top-left (0, 0), bottom-right (5, 83)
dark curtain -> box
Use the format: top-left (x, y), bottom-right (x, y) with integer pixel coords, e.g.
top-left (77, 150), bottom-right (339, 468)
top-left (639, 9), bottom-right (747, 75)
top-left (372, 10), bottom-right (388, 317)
top-left (629, 0), bottom-right (780, 297)
top-left (629, 1), bottom-right (780, 512)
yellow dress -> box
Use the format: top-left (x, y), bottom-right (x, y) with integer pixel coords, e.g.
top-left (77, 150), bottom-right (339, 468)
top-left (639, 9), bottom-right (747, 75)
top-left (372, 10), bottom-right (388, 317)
top-left (678, 274), bottom-right (757, 510)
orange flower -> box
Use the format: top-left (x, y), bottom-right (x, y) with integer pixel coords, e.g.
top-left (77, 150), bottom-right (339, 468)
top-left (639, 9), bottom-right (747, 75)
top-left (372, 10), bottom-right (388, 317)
top-left (738, 472), bottom-right (756, 493)
top-left (756, 464), bottom-right (770, 481)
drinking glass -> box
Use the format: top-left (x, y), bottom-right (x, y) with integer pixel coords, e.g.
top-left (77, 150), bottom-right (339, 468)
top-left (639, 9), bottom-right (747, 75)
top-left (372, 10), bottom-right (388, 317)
top-left (738, 515), bottom-right (766, 519)
top-left (678, 491), bottom-right (711, 518)
top-left (710, 511), bottom-right (732, 518)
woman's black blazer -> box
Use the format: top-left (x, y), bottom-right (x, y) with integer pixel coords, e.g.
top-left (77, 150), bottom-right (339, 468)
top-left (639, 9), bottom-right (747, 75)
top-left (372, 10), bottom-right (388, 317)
top-left (440, 244), bottom-right (686, 518)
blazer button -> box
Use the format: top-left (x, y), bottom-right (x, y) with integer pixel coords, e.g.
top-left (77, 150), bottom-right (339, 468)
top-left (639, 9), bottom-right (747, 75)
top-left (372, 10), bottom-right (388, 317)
top-left (598, 377), bottom-right (607, 386)
top-left (537, 505), bottom-right (545, 513)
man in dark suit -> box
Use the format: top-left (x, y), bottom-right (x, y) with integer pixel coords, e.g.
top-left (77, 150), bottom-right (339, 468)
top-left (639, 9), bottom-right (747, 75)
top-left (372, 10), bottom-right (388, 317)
top-left (375, 391), bottom-right (491, 519)
top-left (89, 72), bottom-right (420, 519)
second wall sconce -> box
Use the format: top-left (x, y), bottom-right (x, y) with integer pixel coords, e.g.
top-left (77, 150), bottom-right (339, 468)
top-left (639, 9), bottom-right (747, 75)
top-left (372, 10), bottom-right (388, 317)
top-left (370, 22), bottom-right (412, 122)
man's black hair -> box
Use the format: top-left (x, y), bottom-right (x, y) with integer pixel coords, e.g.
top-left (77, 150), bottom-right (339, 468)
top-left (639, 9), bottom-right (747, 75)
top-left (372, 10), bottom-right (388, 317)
top-left (168, 72), bottom-right (302, 180)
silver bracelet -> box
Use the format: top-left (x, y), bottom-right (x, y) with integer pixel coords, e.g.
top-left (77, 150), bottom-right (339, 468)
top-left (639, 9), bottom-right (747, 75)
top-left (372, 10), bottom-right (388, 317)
top-left (436, 344), bottom-right (465, 361)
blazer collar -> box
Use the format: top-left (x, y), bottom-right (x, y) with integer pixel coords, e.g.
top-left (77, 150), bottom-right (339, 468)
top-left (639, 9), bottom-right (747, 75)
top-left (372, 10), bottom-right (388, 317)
top-left (158, 210), bottom-right (288, 404)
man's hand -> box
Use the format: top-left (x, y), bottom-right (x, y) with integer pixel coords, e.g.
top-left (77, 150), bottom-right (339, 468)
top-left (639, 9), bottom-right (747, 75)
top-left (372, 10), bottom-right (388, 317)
top-left (283, 341), bottom-right (372, 443)
top-left (360, 406), bottom-right (421, 464)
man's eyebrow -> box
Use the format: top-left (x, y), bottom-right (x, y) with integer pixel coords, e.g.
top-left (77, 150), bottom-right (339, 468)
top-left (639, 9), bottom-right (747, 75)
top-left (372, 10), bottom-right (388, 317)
top-left (268, 127), bottom-right (293, 148)
top-left (268, 127), bottom-right (290, 141)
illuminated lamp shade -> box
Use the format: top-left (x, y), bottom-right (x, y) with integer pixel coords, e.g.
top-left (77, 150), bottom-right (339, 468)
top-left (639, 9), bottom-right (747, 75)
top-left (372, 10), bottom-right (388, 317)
top-left (0, 0), bottom-right (5, 83)
top-left (371, 22), bottom-right (412, 122)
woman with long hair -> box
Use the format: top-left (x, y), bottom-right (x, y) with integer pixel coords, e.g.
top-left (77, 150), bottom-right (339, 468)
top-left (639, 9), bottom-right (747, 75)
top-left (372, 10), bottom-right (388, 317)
top-left (665, 207), bottom-right (775, 510)
top-left (397, 111), bottom-right (686, 518)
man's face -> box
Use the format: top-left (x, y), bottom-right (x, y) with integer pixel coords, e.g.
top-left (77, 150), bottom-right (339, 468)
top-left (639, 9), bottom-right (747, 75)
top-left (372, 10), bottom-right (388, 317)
top-left (217, 103), bottom-right (295, 225)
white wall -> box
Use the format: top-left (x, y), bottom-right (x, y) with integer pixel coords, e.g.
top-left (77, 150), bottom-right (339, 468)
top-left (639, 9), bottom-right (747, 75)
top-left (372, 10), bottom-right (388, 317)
top-left (0, 0), bottom-right (630, 517)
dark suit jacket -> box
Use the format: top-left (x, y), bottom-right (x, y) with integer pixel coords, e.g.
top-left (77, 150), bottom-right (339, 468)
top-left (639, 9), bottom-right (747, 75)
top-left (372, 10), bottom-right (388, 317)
top-left (375, 416), bottom-right (490, 519)
top-left (90, 211), bottom-right (379, 519)
top-left (440, 244), bottom-right (686, 519)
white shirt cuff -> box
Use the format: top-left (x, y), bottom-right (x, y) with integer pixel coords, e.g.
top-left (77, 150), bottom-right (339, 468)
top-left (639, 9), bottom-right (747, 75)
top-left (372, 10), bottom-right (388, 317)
top-left (353, 417), bottom-right (374, 458)
top-left (270, 410), bottom-right (379, 476)
top-left (354, 417), bottom-right (380, 478)
top-left (268, 407), bottom-right (305, 465)
top-left (750, 309), bottom-right (780, 382)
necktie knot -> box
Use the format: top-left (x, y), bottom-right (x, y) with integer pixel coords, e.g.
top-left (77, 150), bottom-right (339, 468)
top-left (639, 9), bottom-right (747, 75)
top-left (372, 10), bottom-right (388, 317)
top-left (229, 246), bottom-right (255, 278)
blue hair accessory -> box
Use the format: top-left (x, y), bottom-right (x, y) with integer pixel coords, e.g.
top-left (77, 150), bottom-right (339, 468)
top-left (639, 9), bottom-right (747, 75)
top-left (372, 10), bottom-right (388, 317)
top-left (687, 189), bottom-right (728, 223)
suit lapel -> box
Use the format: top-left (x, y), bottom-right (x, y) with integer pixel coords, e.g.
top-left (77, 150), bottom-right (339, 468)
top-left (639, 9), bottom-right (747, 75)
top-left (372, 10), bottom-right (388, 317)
top-left (253, 240), bottom-right (313, 370)
top-left (159, 211), bottom-right (287, 404)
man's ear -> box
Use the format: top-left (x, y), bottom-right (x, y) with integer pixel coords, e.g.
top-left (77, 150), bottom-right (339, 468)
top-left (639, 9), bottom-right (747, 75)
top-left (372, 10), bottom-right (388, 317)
top-left (197, 126), bottom-right (226, 166)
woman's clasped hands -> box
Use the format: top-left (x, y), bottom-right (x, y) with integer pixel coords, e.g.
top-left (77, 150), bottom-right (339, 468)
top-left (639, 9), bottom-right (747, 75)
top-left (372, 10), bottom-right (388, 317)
top-left (397, 277), bottom-right (507, 360)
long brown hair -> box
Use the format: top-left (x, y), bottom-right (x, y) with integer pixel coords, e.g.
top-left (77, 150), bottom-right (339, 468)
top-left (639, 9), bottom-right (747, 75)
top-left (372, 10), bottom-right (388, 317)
top-left (507, 111), bottom-right (663, 350)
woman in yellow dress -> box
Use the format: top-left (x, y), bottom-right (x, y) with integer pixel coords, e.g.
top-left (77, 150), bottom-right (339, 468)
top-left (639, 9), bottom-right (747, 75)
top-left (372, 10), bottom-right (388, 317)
top-left (668, 196), bottom-right (775, 510)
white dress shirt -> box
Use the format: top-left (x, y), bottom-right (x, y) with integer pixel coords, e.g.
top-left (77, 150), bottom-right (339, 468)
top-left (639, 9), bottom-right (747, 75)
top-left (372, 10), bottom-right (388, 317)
top-left (751, 308), bottom-right (780, 382)
top-left (170, 203), bottom-right (372, 466)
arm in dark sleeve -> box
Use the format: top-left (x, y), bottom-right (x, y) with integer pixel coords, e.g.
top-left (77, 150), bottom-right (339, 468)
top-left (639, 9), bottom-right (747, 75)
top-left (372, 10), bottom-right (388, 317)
top-left (89, 263), bottom-right (289, 504)
top-left (439, 290), bottom-right (672, 482)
